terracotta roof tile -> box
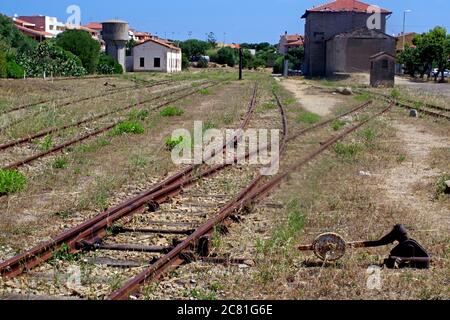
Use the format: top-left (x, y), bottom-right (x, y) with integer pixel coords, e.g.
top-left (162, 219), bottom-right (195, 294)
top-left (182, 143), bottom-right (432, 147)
top-left (135, 38), bottom-right (181, 51)
top-left (302, 0), bottom-right (391, 18)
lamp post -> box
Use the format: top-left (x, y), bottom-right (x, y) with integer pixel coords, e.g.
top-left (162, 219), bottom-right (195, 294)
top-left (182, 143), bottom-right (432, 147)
top-left (402, 10), bottom-right (412, 50)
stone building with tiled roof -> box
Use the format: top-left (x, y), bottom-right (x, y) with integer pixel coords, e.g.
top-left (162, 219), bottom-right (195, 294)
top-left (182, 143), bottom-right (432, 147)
top-left (301, 0), bottom-right (392, 77)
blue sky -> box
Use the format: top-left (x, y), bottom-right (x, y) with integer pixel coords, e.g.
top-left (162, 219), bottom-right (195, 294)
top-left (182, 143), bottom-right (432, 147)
top-left (1, 0), bottom-right (449, 43)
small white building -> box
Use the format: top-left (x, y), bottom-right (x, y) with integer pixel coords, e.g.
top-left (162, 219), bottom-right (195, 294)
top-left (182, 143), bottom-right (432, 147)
top-left (132, 39), bottom-right (182, 73)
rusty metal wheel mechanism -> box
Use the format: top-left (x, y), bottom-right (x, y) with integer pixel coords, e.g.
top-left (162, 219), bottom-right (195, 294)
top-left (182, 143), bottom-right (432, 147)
top-left (312, 233), bottom-right (346, 261)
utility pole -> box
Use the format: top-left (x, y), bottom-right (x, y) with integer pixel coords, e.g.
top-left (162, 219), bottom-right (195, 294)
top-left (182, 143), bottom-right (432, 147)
top-left (239, 48), bottom-right (243, 80)
top-left (402, 10), bottom-right (412, 50)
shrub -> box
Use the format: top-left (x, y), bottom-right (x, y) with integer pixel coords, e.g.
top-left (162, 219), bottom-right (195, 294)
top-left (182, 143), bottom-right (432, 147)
top-left (198, 88), bottom-right (210, 95)
top-left (216, 47), bottom-right (238, 67)
top-left (436, 174), bottom-right (450, 196)
top-left (97, 53), bottom-right (123, 74)
top-left (331, 119), bottom-right (347, 131)
top-left (160, 106), bottom-right (184, 117)
top-left (0, 52), bottom-right (6, 78)
top-left (7, 59), bottom-right (24, 78)
top-left (297, 111), bottom-right (320, 124)
top-left (56, 30), bottom-right (100, 73)
top-left (182, 53), bottom-right (189, 70)
top-left (129, 109), bottom-right (149, 120)
top-left (391, 88), bottom-right (401, 99)
top-left (273, 56), bottom-right (284, 74)
top-left (165, 136), bottom-right (185, 151)
top-left (39, 135), bottom-right (53, 151)
top-left (197, 57), bottom-right (209, 68)
top-left (52, 156), bottom-right (69, 169)
top-left (110, 121), bottom-right (145, 136)
top-left (359, 127), bottom-right (377, 143)
top-left (0, 169), bottom-right (27, 195)
top-left (333, 142), bottom-right (362, 159)
top-left (17, 41), bottom-right (86, 77)
top-left (0, 14), bottom-right (37, 54)
top-left (354, 92), bottom-right (371, 102)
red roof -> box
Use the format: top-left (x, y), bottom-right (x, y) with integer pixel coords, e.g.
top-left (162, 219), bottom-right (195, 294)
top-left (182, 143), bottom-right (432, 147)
top-left (84, 22), bottom-right (102, 30)
top-left (285, 34), bottom-right (302, 41)
top-left (135, 38), bottom-right (181, 51)
top-left (12, 17), bottom-right (35, 27)
top-left (286, 40), bottom-right (304, 47)
top-left (14, 24), bottom-right (53, 38)
top-left (302, 0), bottom-right (391, 17)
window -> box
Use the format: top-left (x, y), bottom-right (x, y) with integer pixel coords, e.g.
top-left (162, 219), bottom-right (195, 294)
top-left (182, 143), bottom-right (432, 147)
top-left (49, 25), bottom-right (54, 30)
top-left (154, 58), bottom-right (161, 68)
top-left (140, 57), bottom-right (145, 68)
top-left (382, 59), bottom-right (388, 69)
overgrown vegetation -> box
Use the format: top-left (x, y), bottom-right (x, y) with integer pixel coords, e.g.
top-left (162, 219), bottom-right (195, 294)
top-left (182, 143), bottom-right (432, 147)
top-left (333, 142), bottom-right (362, 159)
top-left (97, 53), bottom-right (123, 74)
top-left (129, 109), bottom-right (149, 121)
top-left (165, 136), bottom-right (185, 151)
top-left (0, 169), bottom-right (27, 195)
top-left (160, 106), bottom-right (184, 117)
top-left (56, 30), bottom-right (101, 74)
top-left (397, 26), bottom-right (450, 81)
top-left (435, 174), bottom-right (450, 197)
top-left (254, 199), bottom-right (306, 283)
top-left (50, 243), bottom-right (79, 263)
top-left (18, 41), bottom-right (87, 77)
top-left (52, 156), bottom-right (69, 169)
top-left (331, 119), bottom-right (347, 131)
top-left (110, 121), bottom-right (145, 136)
top-left (39, 135), bottom-right (53, 151)
top-left (297, 111), bottom-right (321, 124)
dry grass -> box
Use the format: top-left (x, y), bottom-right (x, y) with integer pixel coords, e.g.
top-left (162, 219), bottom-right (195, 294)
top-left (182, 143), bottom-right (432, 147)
top-left (145, 77), bottom-right (449, 300)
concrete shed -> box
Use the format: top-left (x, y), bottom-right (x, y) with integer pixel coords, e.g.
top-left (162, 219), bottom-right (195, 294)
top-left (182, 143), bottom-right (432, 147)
top-left (370, 52), bottom-right (395, 87)
top-left (132, 39), bottom-right (182, 73)
top-left (326, 27), bottom-right (396, 75)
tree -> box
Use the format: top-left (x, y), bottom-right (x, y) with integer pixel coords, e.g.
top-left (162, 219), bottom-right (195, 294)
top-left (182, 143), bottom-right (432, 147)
top-left (56, 30), bottom-right (100, 74)
top-left (17, 41), bottom-right (86, 77)
top-left (126, 39), bottom-right (136, 56)
top-left (181, 53), bottom-right (189, 70)
top-left (286, 46), bottom-right (304, 70)
top-left (397, 45), bottom-right (421, 77)
top-left (97, 53), bottom-right (123, 74)
top-left (207, 32), bottom-right (217, 49)
top-left (0, 14), bottom-right (37, 53)
top-left (422, 27), bottom-right (450, 82)
top-left (179, 39), bottom-right (210, 60)
top-left (216, 47), bottom-right (238, 67)
top-left (401, 27), bottom-right (450, 82)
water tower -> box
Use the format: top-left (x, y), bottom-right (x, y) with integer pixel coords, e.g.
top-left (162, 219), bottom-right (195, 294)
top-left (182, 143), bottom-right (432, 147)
top-left (101, 20), bottom-right (129, 72)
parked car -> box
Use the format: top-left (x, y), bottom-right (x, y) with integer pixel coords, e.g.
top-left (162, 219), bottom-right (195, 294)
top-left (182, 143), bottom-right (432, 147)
top-left (288, 69), bottom-right (303, 76)
top-left (431, 68), bottom-right (449, 77)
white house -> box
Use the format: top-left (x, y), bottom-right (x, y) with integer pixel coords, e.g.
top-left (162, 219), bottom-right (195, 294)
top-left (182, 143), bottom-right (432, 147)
top-left (132, 39), bottom-right (182, 73)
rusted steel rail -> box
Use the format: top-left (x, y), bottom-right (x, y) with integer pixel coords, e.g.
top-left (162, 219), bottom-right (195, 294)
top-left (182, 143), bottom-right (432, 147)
top-left (0, 83), bottom-right (206, 151)
top-left (356, 90), bottom-right (450, 121)
top-left (2, 80), bottom-right (170, 116)
top-left (391, 99), bottom-right (449, 121)
top-left (0, 83), bottom-right (259, 278)
top-left (109, 102), bottom-right (394, 300)
top-left (2, 82), bottom-right (219, 170)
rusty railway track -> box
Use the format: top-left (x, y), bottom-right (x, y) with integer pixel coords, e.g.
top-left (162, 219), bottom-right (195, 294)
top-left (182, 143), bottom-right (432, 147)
top-left (1, 79), bottom-right (170, 116)
top-left (109, 100), bottom-right (393, 300)
top-left (0, 82), bottom-right (208, 152)
top-left (372, 92), bottom-right (450, 121)
top-left (0, 83), bottom-right (260, 280)
top-left (1, 82), bottom-right (219, 170)
top-left (0, 85), bottom-right (384, 301)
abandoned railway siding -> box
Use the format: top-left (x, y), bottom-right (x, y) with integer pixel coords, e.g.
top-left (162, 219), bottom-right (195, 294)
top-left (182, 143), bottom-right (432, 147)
top-left (0, 70), bottom-right (448, 300)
